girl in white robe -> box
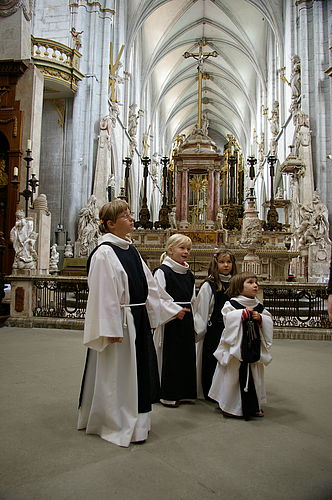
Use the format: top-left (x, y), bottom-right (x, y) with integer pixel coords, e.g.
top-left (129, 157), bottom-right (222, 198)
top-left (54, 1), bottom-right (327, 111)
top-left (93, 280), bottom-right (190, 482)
top-left (78, 200), bottom-right (181, 447)
top-left (209, 272), bottom-right (273, 420)
top-left (194, 250), bottom-right (237, 400)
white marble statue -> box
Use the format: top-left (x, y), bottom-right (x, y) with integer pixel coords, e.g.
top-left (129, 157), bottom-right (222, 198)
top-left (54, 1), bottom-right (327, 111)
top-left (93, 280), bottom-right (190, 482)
top-left (289, 55), bottom-right (301, 114)
top-left (269, 101), bottom-right (279, 137)
top-left (10, 210), bottom-right (38, 270)
top-left (128, 104), bottom-right (144, 139)
top-left (64, 241), bottom-right (74, 258)
top-left (215, 207), bottom-right (224, 230)
top-left (295, 191), bottom-right (330, 250)
top-left (77, 195), bottom-right (100, 256)
top-left (241, 218), bottom-right (263, 246)
top-left (100, 103), bottom-right (119, 135)
top-left (142, 127), bottom-right (151, 157)
top-left (168, 207), bottom-right (177, 229)
top-left (202, 112), bottom-right (209, 136)
top-left (275, 186), bottom-right (284, 200)
top-left (49, 244), bottom-right (59, 272)
top-left (290, 55), bottom-right (301, 99)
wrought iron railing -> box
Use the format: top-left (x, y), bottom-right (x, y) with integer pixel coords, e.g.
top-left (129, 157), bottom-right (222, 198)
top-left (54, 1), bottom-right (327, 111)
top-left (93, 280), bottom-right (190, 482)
top-left (262, 283), bottom-right (331, 328)
top-left (31, 277), bottom-right (332, 329)
top-left (33, 277), bottom-right (88, 319)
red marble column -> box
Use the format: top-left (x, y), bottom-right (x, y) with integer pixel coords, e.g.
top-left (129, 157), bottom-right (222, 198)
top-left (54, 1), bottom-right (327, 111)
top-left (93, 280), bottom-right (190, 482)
top-left (176, 167), bottom-right (182, 221)
top-left (181, 168), bottom-right (189, 223)
top-left (207, 168), bottom-right (214, 222)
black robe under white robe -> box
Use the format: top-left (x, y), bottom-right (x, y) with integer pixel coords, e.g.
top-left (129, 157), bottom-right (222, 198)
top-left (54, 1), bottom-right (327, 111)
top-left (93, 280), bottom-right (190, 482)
top-left (209, 295), bottom-right (273, 417)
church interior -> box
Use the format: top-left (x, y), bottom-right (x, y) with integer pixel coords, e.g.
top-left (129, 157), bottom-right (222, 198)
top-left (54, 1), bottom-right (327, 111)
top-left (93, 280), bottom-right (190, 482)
top-left (0, 0), bottom-right (331, 329)
top-left (1, 1), bottom-right (332, 497)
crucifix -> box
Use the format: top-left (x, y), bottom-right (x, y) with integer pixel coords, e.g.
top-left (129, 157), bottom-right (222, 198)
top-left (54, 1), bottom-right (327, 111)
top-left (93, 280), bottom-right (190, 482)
top-left (109, 42), bottom-right (125, 103)
top-left (183, 39), bottom-right (217, 129)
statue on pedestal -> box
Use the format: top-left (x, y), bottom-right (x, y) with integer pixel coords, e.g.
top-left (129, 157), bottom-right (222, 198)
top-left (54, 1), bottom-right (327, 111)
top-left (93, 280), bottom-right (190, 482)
top-left (10, 210), bottom-right (38, 270)
top-left (168, 207), bottom-right (177, 229)
top-left (77, 195), bottom-right (100, 256)
top-left (49, 244), bottom-right (59, 272)
top-left (295, 191), bottom-right (330, 250)
top-left (64, 241), bottom-right (74, 258)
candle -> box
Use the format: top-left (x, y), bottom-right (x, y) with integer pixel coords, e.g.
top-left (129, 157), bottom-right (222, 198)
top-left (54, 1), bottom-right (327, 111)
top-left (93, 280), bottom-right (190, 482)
top-left (27, 139), bottom-right (32, 150)
top-left (13, 166), bottom-right (19, 177)
top-left (120, 179), bottom-right (125, 189)
top-left (250, 144), bottom-right (254, 157)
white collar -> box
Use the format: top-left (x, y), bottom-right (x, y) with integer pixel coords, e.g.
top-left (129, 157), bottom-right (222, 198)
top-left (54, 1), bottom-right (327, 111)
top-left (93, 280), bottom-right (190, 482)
top-left (219, 273), bottom-right (231, 282)
top-left (162, 255), bottom-right (189, 274)
top-left (98, 232), bottom-right (132, 249)
top-left (231, 295), bottom-right (260, 308)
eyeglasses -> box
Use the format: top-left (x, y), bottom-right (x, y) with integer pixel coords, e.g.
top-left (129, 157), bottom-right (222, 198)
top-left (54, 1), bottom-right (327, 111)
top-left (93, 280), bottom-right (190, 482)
top-left (119, 212), bottom-right (134, 220)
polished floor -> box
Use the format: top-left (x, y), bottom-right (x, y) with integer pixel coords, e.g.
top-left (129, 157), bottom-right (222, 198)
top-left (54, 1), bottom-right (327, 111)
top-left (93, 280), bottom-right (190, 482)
top-left (0, 326), bottom-right (332, 500)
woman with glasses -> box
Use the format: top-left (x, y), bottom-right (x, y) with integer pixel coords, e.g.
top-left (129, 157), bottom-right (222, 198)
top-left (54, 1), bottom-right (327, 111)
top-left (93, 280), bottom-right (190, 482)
top-left (78, 200), bottom-right (181, 447)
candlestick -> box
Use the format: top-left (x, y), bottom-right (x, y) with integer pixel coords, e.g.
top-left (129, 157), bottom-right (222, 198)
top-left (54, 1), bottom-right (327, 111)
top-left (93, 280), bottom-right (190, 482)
top-left (27, 139), bottom-right (32, 150)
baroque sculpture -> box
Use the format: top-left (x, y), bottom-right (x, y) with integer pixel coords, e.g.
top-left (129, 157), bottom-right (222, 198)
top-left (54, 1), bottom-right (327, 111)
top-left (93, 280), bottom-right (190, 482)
top-left (77, 195), bottom-right (100, 256)
top-left (49, 244), bottom-right (59, 272)
top-left (10, 210), bottom-right (38, 270)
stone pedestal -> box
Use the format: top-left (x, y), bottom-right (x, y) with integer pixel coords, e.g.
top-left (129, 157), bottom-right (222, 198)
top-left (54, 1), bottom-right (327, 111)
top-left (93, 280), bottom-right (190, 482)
top-left (9, 277), bottom-right (35, 319)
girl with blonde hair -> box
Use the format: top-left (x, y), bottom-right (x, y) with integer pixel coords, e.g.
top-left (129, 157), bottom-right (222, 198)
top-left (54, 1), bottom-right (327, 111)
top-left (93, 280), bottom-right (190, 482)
top-left (154, 233), bottom-right (197, 407)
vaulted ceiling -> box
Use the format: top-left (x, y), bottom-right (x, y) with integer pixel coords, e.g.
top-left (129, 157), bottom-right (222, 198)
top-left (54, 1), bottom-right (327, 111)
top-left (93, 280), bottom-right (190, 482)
top-left (126, 0), bottom-right (284, 152)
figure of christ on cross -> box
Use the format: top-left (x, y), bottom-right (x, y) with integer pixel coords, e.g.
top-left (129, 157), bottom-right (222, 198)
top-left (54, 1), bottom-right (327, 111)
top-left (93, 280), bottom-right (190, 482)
top-left (109, 42), bottom-right (125, 103)
top-left (183, 39), bottom-right (218, 129)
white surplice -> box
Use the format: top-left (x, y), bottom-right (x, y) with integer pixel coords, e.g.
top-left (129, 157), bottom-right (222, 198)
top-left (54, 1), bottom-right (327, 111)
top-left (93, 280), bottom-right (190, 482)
top-left (77, 233), bottom-right (180, 447)
top-left (209, 295), bottom-right (273, 416)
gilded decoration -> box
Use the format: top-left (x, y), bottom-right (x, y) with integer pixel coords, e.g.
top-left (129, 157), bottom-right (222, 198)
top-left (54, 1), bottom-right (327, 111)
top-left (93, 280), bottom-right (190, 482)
top-left (0, 158), bottom-right (8, 186)
top-left (32, 37), bottom-right (84, 94)
top-left (69, 1), bottom-right (115, 18)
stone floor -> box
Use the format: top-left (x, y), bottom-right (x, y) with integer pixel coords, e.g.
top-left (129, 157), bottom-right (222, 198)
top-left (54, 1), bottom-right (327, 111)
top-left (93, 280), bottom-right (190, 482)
top-left (0, 326), bottom-right (332, 500)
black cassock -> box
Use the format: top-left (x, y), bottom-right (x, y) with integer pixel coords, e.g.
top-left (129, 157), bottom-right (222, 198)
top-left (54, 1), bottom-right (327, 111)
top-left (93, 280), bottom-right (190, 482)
top-left (201, 280), bottom-right (230, 400)
top-left (158, 264), bottom-right (197, 401)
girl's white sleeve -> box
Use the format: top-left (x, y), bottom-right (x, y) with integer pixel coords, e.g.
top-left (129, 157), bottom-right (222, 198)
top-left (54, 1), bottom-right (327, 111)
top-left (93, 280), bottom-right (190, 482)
top-left (193, 282), bottom-right (214, 337)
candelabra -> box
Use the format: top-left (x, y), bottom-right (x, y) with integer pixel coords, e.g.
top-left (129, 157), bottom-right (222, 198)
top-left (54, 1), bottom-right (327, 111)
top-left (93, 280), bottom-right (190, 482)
top-left (11, 145), bottom-right (39, 217)
top-left (134, 156), bottom-right (153, 229)
top-left (224, 152), bottom-right (240, 230)
top-left (123, 156), bottom-right (132, 201)
top-left (264, 155), bottom-right (281, 231)
top-left (228, 153), bottom-right (236, 204)
top-left (155, 156), bottom-right (171, 229)
top-left (247, 155), bottom-right (257, 199)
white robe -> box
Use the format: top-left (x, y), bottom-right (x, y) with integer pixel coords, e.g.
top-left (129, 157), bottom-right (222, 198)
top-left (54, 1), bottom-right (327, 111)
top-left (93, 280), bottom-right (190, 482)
top-left (77, 233), bottom-right (180, 447)
top-left (209, 295), bottom-right (273, 416)
top-left (193, 276), bottom-right (231, 399)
